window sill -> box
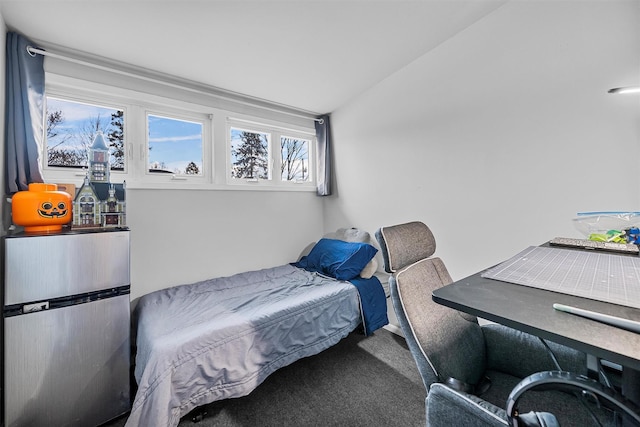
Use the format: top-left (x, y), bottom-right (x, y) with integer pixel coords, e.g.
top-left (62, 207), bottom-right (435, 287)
top-left (124, 181), bottom-right (317, 192)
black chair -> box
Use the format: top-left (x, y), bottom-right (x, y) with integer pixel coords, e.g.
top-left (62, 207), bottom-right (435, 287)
top-left (376, 221), bottom-right (638, 426)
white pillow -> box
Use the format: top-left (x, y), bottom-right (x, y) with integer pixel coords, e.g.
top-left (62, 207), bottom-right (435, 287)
top-left (359, 257), bottom-right (378, 279)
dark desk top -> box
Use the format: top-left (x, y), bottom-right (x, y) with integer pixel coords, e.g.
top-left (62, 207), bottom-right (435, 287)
top-left (432, 269), bottom-right (640, 371)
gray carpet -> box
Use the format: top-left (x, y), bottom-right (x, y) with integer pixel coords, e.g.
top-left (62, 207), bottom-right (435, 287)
top-left (104, 327), bottom-right (426, 427)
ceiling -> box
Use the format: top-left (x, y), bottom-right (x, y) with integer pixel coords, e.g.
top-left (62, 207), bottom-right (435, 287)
top-left (0, 0), bottom-right (507, 114)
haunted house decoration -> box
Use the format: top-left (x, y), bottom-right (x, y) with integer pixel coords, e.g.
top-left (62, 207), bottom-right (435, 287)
top-left (72, 131), bottom-right (126, 228)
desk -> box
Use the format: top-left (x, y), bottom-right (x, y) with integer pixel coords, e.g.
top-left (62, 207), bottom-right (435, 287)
top-left (432, 260), bottom-right (640, 372)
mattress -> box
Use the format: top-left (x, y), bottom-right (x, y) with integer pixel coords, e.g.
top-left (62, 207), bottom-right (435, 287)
top-left (126, 264), bottom-right (364, 427)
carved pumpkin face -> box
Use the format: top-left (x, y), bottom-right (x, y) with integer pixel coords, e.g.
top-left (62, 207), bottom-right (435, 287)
top-left (38, 201), bottom-right (68, 218)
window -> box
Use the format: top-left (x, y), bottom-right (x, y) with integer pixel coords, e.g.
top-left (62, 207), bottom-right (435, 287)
top-left (43, 73), bottom-right (316, 191)
top-left (227, 118), bottom-right (315, 188)
top-left (230, 127), bottom-right (271, 180)
top-left (280, 136), bottom-right (310, 182)
top-left (45, 96), bottom-right (125, 173)
top-left (147, 114), bottom-right (204, 176)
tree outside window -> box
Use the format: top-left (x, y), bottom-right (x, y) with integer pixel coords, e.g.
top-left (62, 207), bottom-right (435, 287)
top-left (230, 128), bottom-right (270, 180)
top-left (281, 136), bottom-right (310, 182)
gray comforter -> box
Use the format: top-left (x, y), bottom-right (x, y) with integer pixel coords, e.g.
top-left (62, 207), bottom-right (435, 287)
top-left (126, 264), bottom-right (361, 427)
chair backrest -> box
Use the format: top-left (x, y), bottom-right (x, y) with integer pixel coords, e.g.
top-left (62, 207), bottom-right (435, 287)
top-left (376, 221), bottom-right (437, 274)
top-left (376, 221), bottom-right (486, 391)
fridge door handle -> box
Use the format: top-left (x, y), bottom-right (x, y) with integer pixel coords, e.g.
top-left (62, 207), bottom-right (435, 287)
top-left (23, 301), bottom-right (50, 313)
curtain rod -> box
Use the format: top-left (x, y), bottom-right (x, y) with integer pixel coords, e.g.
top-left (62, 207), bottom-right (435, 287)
top-left (26, 45), bottom-right (324, 124)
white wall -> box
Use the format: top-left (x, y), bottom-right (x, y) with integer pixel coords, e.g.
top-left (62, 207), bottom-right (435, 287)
top-left (127, 189), bottom-right (323, 300)
top-left (325, 1), bottom-right (640, 285)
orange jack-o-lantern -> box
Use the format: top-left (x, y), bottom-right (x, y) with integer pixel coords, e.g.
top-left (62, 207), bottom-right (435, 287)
top-left (12, 183), bottom-right (73, 233)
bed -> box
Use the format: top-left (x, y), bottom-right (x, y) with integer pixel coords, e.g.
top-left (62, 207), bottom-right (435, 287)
top-left (125, 229), bottom-right (388, 427)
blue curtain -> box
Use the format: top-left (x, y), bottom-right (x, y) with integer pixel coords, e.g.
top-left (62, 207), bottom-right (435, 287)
top-left (315, 114), bottom-right (331, 196)
top-left (5, 32), bottom-right (45, 194)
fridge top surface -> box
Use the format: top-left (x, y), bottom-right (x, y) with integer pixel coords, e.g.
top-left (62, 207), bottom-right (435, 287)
top-left (5, 226), bottom-right (129, 239)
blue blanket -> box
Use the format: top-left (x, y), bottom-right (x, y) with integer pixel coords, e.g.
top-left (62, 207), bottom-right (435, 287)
top-left (349, 275), bottom-right (389, 336)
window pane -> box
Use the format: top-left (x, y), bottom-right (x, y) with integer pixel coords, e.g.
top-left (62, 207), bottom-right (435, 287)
top-left (230, 127), bottom-right (270, 180)
top-left (46, 97), bottom-right (125, 171)
top-left (148, 114), bottom-right (203, 175)
top-left (281, 136), bottom-right (310, 182)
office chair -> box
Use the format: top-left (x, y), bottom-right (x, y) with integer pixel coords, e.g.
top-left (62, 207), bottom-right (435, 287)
top-left (376, 221), bottom-right (637, 426)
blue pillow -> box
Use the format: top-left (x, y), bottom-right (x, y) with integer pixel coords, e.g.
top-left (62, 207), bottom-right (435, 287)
top-left (295, 238), bottom-right (378, 280)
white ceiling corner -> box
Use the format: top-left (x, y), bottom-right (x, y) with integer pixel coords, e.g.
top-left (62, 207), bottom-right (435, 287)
top-left (0, 0), bottom-right (507, 113)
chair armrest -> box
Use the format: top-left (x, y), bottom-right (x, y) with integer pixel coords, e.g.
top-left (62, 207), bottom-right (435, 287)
top-left (481, 323), bottom-right (587, 378)
top-left (427, 383), bottom-right (508, 426)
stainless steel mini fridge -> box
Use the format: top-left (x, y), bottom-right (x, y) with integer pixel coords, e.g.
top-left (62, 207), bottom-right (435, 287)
top-left (2, 229), bottom-right (131, 427)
